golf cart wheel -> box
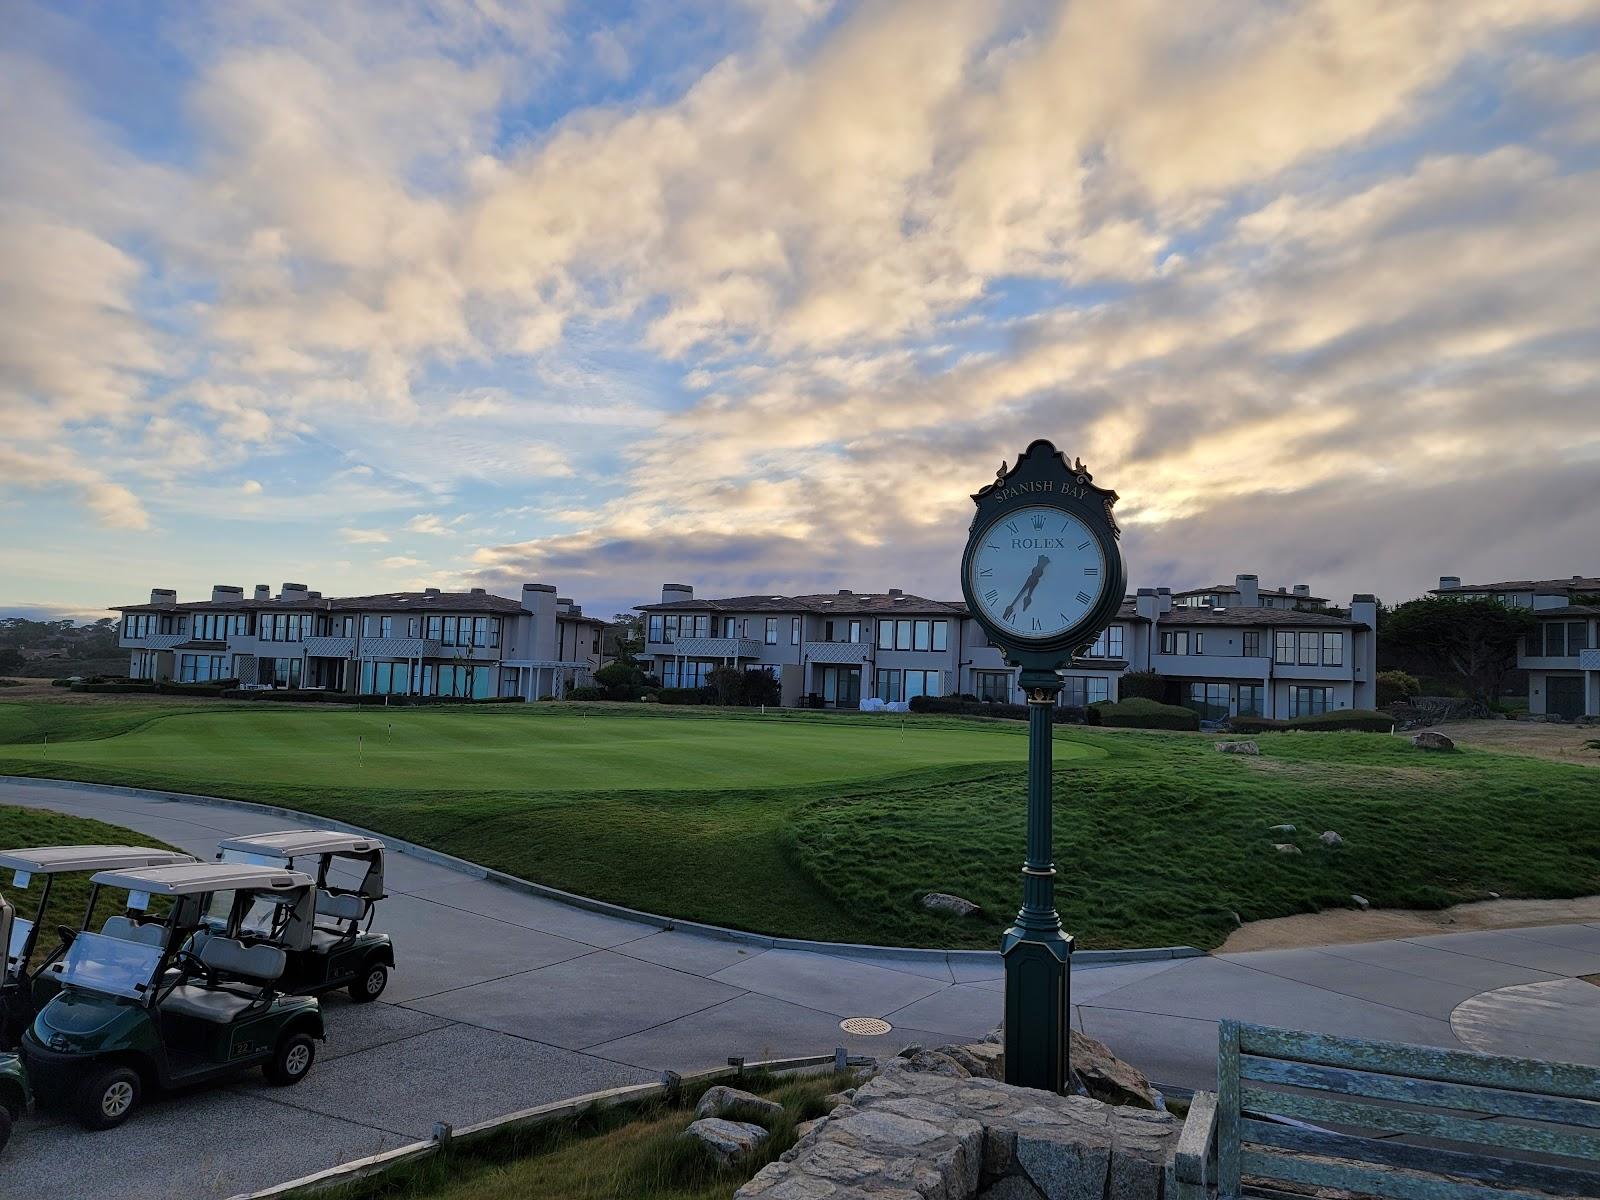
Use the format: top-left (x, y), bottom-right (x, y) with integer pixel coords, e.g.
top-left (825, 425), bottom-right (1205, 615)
top-left (349, 962), bottom-right (388, 1003)
top-left (265, 1032), bottom-right (316, 1087)
top-left (76, 1065), bottom-right (141, 1131)
top-left (0, 1105), bottom-right (11, 1154)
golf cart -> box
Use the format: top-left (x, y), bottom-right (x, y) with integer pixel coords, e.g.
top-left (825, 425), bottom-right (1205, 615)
top-left (216, 830), bottom-right (394, 1003)
top-left (0, 845), bottom-right (196, 1046)
top-left (20, 861), bottom-right (324, 1130)
top-left (0, 893), bottom-right (32, 1155)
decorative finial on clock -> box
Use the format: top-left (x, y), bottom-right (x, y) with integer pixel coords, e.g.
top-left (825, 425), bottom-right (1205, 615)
top-left (995, 461), bottom-right (1008, 486)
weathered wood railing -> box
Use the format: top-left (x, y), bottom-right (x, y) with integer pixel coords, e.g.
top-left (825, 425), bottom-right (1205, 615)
top-left (1168, 1019), bottom-right (1600, 1199)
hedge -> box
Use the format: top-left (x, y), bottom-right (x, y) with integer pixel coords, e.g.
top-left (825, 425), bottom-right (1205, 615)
top-left (1230, 708), bottom-right (1395, 733)
top-left (1090, 697), bottom-right (1200, 730)
top-left (654, 687), bottom-right (714, 705)
top-left (70, 682), bottom-right (159, 694)
top-left (907, 695), bottom-right (1092, 725)
top-left (216, 689), bottom-right (524, 706)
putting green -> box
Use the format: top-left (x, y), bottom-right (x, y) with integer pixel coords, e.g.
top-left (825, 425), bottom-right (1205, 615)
top-left (3, 707), bottom-right (1099, 792)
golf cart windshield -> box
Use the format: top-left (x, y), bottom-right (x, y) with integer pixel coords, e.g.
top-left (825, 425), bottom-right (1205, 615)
top-left (6, 918), bottom-right (32, 977)
top-left (54, 932), bottom-right (164, 1001)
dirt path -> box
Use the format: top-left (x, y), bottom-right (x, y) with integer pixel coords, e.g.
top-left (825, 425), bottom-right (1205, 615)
top-left (1426, 718), bottom-right (1598, 766)
top-left (1221, 895), bottom-right (1600, 953)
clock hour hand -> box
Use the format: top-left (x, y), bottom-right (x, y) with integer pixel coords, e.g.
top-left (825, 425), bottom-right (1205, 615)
top-left (1001, 555), bottom-right (1050, 621)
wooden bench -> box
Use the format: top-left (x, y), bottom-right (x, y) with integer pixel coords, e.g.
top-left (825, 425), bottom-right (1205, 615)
top-left (1168, 1019), bottom-right (1600, 1199)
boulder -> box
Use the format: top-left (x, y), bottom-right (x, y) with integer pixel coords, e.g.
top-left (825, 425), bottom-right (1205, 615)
top-left (1412, 730), bottom-right (1456, 751)
top-left (1268, 823), bottom-right (1296, 834)
top-left (695, 1084), bottom-right (785, 1124)
top-left (684, 1116), bottom-right (769, 1164)
top-left (1319, 830), bottom-right (1343, 848)
top-left (1272, 843), bottom-right (1300, 855)
top-left (1351, 894), bottom-right (1370, 910)
top-left (1069, 1028), bottom-right (1161, 1110)
top-left (1215, 740), bottom-right (1259, 755)
top-left (824, 1088), bottom-right (857, 1108)
top-left (922, 892), bottom-right (982, 917)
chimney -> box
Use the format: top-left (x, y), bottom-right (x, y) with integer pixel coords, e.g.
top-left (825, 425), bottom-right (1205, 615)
top-left (470, 587), bottom-right (486, 595)
top-left (1234, 573), bottom-right (1259, 607)
top-left (1155, 586), bottom-right (1172, 615)
top-left (1135, 587), bottom-right (1158, 623)
top-left (211, 584), bottom-right (243, 604)
top-left (425, 587), bottom-right (440, 596)
top-left (1292, 584), bottom-right (1311, 601)
top-left (307, 591), bottom-right (321, 599)
top-left (661, 583), bottom-right (693, 604)
top-left (888, 587), bottom-right (903, 596)
top-left (150, 588), bottom-right (177, 606)
top-left (838, 588), bottom-right (852, 595)
top-left (253, 585), bottom-right (271, 602)
top-left (556, 597), bottom-right (574, 614)
top-left (521, 583), bottom-right (558, 659)
top-left (281, 582), bottom-right (309, 602)
top-left (1437, 575), bottom-right (1461, 591)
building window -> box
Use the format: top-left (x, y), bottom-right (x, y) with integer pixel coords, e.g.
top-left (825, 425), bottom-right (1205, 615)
top-left (974, 670), bottom-right (1012, 702)
top-left (932, 620), bottom-right (948, 651)
top-left (178, 654), bottom-right (226, 683)
top-left (1194, 633), bottom-right (1205, 655)
top-left (1291, 686), bottom-right (1331, 717)
top-left (849, 619), bottom-right (862, 644)
top-left (1186, 682), bottom-right (1230, 721)
top-left (648, 614), bottom-right (663, 642)
top-left (1237, 685), bottom-right (1264, 717)
top-left (791, 616), bottom-right (801, 645)
top-left (380, 617), bottom-right (393, 638)
top-left (913, 620), bottom-right (931, 651)
top-left (722, 616), bottom-right (736, 637)
top-left (1242, 631), bottom-right (1261, 657)
top-left (903, 669), bottom-right (941, 699)
top-left (408, 618), bottom-right (419, 638)
top-left (1321, 632), bottom-right (1342, 666)
top-left (892, 619), bottom-right (911, 650)
top-left (235, 614), bottom-right (253, 636)
top-left (874, 668), bottom-right (902, 702)
top-left (1061, 676), bottom-right (1110, 707)
top-left (1159, 630), bottom-right (1190, 655)
top-left (1087, 625), bottom-right (1125, 658)
top-left (1275, 631), bottom-right (1295, 664)
top-left (1543, 622), bottom-right (1589, 657)
top-left (265, 657), bottom-right (302, 688)
top-left (1297, 631), bottom-right (1319, 665)
top-left (877, 621), bottom-right (894, 650)
top-left (764, 617), bottom-right (778, 645)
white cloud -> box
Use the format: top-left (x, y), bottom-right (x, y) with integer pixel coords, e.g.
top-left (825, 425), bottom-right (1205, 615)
top-left (340, 527), bottom-right (390, 544)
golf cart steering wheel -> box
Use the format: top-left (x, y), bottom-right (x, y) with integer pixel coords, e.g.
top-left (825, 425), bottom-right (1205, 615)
top-left (56, 925), bottom-right (76, 949)
top-left (172, 950), bottom-right (218, 986)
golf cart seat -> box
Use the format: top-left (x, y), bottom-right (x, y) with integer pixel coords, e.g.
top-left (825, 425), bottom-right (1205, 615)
top-left (102, 916), bottom-right (165, 948)
top-left (310, 890), bottom-right (365, 952)
top-left (161, 937), bottom-right (285, 1024)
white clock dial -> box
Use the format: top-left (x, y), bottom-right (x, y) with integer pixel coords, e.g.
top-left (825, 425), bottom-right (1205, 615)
top-left (968, 505), bottom-right (1109, 640)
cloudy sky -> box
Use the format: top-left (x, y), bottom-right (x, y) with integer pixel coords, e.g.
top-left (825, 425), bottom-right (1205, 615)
top-left (4, 0), bottom-right (1598, 621)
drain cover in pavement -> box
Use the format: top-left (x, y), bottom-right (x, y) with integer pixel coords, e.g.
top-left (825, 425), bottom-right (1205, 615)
top-left (840, 1017), bottom-right (892, 1036)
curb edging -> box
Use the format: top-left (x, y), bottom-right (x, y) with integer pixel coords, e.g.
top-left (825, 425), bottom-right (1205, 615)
top-left (0, 774), bottom-right (1205, 968)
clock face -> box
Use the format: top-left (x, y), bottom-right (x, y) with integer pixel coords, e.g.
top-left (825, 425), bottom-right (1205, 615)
top-left (967, 505), bottom-right (1109, 641)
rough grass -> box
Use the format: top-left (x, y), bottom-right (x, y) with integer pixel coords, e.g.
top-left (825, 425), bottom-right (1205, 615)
top-left (314, 1069), bottom-right (850, 1200)
top-left (0, 804), bottom-right (188, 933)
top-left (0, 702), bottom-right (1595, 951)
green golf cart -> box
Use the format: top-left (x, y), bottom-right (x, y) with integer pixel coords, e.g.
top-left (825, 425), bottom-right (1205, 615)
top-left (1, 844), bottom-right (196, 1047)
top-left (216, 830), bottom-right (394, 1003)
top-left (21, 861), bottom-right (325, 1130)
top-left (0, 893), bottom-right (33, 1155)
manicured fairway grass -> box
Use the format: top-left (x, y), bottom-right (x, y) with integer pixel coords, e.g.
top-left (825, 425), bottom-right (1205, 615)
top-left (0, 701), bottom-right (1595, 950)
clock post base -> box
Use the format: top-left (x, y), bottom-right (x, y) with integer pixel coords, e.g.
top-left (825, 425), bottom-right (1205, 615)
top-left (1001, 925), bottom-right (1073, 1092)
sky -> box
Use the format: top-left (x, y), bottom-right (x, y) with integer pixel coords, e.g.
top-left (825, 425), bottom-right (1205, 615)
top-left (3, 0), bottom-right (1599, 624)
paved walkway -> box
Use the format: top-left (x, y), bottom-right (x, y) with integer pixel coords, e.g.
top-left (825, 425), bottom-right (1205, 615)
top-left (4, 779), bottom-right (1598, 1199)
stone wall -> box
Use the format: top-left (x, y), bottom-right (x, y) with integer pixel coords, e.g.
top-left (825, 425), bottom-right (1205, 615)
top-left (737, 1040), bottom-right (1177, 1200)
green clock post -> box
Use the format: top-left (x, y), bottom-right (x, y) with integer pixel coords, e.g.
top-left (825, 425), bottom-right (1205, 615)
top-left (960, 440), bottom-right (1126, 1092)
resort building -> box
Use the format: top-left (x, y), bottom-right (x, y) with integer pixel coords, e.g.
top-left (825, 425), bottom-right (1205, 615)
top-left (114, 582), bottom-right (606, 700)
top-left (1431, 574), bottom-right (1599, 719)
top-left (637, 574), bottom-right (1378, 719)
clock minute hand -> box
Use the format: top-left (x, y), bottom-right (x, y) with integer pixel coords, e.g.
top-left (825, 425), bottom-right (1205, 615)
top-left (1002, 555), bottom-right (1050, 621)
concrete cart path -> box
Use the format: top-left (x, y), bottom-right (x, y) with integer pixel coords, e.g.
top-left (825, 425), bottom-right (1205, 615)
top-left (4, 780), bottom-right (1599, 1199)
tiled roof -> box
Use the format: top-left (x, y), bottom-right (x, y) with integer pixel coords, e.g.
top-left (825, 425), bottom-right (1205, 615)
top-left (638, 591), bottom-right (963, 615)
top-left (115, 590), bottom-right (529, 615)
top-left (1172, 583), bottom-right (1328, 602)
top-left (1157, 606), bottom-right (1366, 628)
top-left (1533, 605), bottom-right (1600, 617)
top-left (1433, 576), bottom-right (1600, 594)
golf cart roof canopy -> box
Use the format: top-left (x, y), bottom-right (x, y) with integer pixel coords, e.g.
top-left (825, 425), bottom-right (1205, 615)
top-left (0, 846), bottom-right (196, 875)
top-left (90, 861), bottom-right (314, 896)
top-left (216, 830), bottom-right (385, 859)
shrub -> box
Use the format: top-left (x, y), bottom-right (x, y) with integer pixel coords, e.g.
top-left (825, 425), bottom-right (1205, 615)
top-left (49, 678), bottom-right (74, 687)
top-left (907, 695), bottom-right (1090, 725)
top-left (592, 661), bottom-right (652, 701)
top-left (70, 682), bottom-right (159, 694)
top-left (1090, 697), bottom-right (1199, 730)
top-left (565, 685), bottom-right (608, 701)
top-left (1117, 670), bottom-right (1167, 701)
top-left (1376, 670), bottom-right (1422, 707)
top-left (1231, 709), bottom-right (1395, 733)
top-left (655, 686), bottom-right (712, 705)
top-left (0, 679), bottom-right (23, 688)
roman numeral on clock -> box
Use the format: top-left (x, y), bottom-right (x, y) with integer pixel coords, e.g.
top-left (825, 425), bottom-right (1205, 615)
top-left (1076, 591), bottom-right (1092, 604)
top-left (1005, 521), bottom-right (1018, 534)
top-left (1031, 618), bottom-right (1041, 630)
top-left (978, 568), bottom-right (992, 577)
top-left (1083, 566), bottom-right (1098, 575)
top-left (1077, 540), bottom-right (1091, 551)
top-left (984, 589), bottom-right (1000, 603)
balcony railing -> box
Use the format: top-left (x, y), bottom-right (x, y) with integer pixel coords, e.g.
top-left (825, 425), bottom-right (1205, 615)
top-left (802, 641), bottom-right (873, 665)
top-left (657, 636), bottom-right (764, 659)
top-left (1581, 648), bottom-right (1600, 671)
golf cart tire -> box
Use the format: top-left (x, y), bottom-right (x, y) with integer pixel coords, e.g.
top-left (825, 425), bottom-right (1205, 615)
top-left (0, 1104), bottom-right (11, 1154)
top-left (77, 1064), bottom-right (141, 1131)
top-left (265, 1032), bottom-right (316, 1087)
top-left (349, 961), bottom-right (388, 1003)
